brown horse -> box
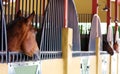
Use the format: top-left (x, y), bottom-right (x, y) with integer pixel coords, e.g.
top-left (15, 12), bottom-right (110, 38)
top-left (7, 10), bottom-right (40, 58)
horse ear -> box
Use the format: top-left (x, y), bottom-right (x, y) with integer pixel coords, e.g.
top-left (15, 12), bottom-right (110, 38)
top-left (15, 10), bottom-right (22, 18)
top-left (26, 11), bottom-right (35, 25)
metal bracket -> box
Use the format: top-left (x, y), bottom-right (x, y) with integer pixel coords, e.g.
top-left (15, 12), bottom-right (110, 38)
top-left (36, 62), bottom-right (42, 74)
top-left (8, 61), bottom-right (42, 74)
top-left (8, 64), bottom-right (16, 74)
top-left (80, 57), bottom-right (90, 74)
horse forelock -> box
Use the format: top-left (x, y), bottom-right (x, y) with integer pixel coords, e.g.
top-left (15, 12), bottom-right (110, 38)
top-left (7, 17), bottom-right (26, 29)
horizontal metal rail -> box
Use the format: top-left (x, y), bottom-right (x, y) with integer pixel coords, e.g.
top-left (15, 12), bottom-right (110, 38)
top-left (41, 51), bottom-right (62, 60)
top-left (72, 51), bottom-right (108, 57)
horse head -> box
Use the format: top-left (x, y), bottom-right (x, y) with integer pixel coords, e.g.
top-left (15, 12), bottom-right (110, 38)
top-left (7, 10), bottom-right (39, 58)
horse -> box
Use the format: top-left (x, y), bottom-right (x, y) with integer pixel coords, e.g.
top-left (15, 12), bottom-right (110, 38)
top-left (7, 10), bottom-right (40, 58)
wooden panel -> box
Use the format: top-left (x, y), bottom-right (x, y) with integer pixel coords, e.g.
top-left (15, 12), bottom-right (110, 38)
top-left (70, 57), bottom-right (81, 74)
top-left (89, 56), bottom-right (96, 74)
top-left (0, 64), bottom-right (8, 74)
top-left (41, 59), bottom-right (63, 74)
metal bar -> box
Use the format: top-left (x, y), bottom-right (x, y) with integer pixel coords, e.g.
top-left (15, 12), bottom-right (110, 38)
top-left (81, 14), bottom-right (83, 23)
top-left (29, 0), bottom-right (31, 15)
top-left (54, 0), bottom-right (56, 51)
top-left (48, 0), bottom-right (51, 52)
top-left (8, 0), bottom-right (10, 23)
top-left (57, 0), bottom-right (60, 51)
top-left (3, 14), bottom-right (8, 63)
top-left (1, 8), bottom-right (3, 52)
top-left (22, 0), bottom-right (24, 15)
top-left (32, 0), bottom-right (34, 11)
top-left (81, 14), bottom-right (83, 22)
top-left (47, 0), bottom-right (50, 52)
top-left (25, 0), bottom-right (27, 17)
top-left (20, 53), bottom-right (22, 61)
top-left (16, 54), bottom-right (18, 62)
top-left (50, 0), bottom-right (53, 52)
top-left (43, 14), bottom-right (47, 51)
top-left (35, 0), bottom-right (38, 28)
top-left (0, 7), bottom-right (1, 51)
top-left (13, 54), bottom-right (15, 62)
top-left (78, 14), bottom-right (80, 22)
top-left (52, 0), bottom-right (55, 52)
top-left (40, 0), bottom-right (51, 52)
top-left (55, 0), bottom-right (57, 52)
top-left (5, 0), bottom-right (7, 23)
top-left (40, 51), bottom-right (62, 54)
top-left (46, 1), bottom-right (49, 52)
top-left (39, 0), bottom-right (42, 28)
top-left (32, 0), bottom-right (34, 23)
top-left (11, 0), bottom-right (14, 20)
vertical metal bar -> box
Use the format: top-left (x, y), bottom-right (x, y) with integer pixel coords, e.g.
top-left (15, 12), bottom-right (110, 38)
top-left (32, 0), bottom-right (34, 24)
top-left (39, 0), bottom-right (42, 28)
top-left (29, 0), bottom-right (31, 15)
top-left (57, 0), bottom-right (60, 51)
top-left (32, 0), bottom-right (34, 11)
top-left (22, 0), bottom-right (24, 15)
top-left (52, 0), bottom-right (54, 52)
top-left (43, 5), bottom-right (46, 52)
top-left (53, 0), bottom-right (55, 52)
top-left (13, 54), bottom-right (15, 62)
top-left (81, 14), bottom-right (84, 22)
top-left (3, 10), bottom-right (8, 63)
top-left (8, 0), bottom-right (10, 23)
top-left (16, 54), bottom-right (18, 62)
top-left (35, 0), bottom-right (38, 28)
top-left (47, 0), bottom-right (50, 53)
top-left (80, 14), bottom-right (82, 22)
top-left (23, 55), bottom-right (25, 61)
top-left (54, 0), bottom-right (57, 52)
top-left (25, 0), bottom-right (27, 17)
top-left (56, 0), bottom-right (58, 51)
top-left (78, 14), bottom-right (80, 22)
top-left (0, 6), bottom-right (1, 52)
top-left (52, 0), bottom-right (55, 52)
top-left (89, 14), bottom-right (90, 22)
top-left (47, 0), bottom-right (51, 52)
top-left (46, 1), bottom-right (49, 52)
top-left (11, 0), bottom-right (13, 20)
top-left (26, 56), bottom-right (28, 61)
top-left (1, 6), bottom-right (3, 52)
top-left (9, 54), bottom-right (10, 62)
top-left (60, 0), bottom-right (64, 51)
top-left (5, 0), bottom-right (7, 23)
top-left (20, 53), bottom-right (22, 61)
